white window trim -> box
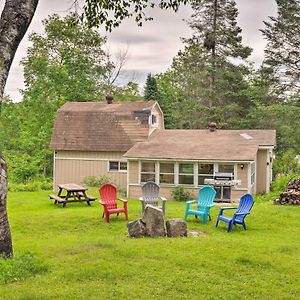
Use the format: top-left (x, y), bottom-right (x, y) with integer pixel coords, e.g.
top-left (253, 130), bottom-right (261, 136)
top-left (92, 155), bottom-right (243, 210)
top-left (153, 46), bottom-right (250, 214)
top-left (178, 162), bottom-right (195, 186)
top-left (108, 160), bottom-right (128, 173)
top-left (198, 163), bottom-right (215, 186)
top-left (140, 161), bottom-right (156, 183)
top-left (159, 162), bottom-right (175, 185)
top-left (150, 113), bottom-right (159, 128)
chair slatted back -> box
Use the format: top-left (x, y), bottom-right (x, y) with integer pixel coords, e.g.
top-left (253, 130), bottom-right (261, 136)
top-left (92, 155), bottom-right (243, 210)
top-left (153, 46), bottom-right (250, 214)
top-left (99, 184), bottom-right (117, 209)
top-left (235, 194), bottom-right (254, 222)
top-left (142, 181), bottom-right (160, 206)
top-left (197, 186), bottom-right (216, 208)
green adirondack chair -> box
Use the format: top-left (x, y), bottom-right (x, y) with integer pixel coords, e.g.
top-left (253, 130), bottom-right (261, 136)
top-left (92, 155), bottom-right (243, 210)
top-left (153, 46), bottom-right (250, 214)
top-left (184, 186), bottom-right (216, 224)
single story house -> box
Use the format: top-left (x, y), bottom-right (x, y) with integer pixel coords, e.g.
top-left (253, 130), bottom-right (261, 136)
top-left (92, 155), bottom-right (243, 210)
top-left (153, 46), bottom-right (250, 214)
top-left (50, 99), bottom-right (276, 201)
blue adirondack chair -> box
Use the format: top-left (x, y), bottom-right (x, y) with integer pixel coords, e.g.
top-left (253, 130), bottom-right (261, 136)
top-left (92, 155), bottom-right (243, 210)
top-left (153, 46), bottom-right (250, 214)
top-left (184, 186), bottom-right (216, 224)
top-left (216, 193), bottom-right (254, 232)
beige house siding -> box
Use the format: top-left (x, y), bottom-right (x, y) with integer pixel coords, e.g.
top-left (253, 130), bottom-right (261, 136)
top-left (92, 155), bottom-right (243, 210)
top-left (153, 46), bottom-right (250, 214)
top-left (151, 103), bottom-right (164, 130)
top-left (256, 149), bottom-right (268, 194)
top-left (128, 161), bottom-right (139, 184)
top-left (236, 164), bottom-right (248, 189)
top-left (54, 150), bottom-right (127, 190)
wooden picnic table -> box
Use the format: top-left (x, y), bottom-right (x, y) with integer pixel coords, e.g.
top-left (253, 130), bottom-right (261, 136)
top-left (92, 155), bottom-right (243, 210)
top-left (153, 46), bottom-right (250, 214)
top-left (49, 183), bottom-right (96, 207)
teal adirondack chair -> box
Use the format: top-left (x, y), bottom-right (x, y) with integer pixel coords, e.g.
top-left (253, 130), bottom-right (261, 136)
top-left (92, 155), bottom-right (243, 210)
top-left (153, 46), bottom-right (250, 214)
top-left (184, 186), bottom-right (216, 224)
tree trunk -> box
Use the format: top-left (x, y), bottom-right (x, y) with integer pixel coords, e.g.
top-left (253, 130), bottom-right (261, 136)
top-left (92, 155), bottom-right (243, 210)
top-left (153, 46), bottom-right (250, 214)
top-left (0, 0), bottom-right (39, 111)
top-left (209, 0), bottom-right (218, 108)
top-left (0, 156), bottom-right (12, 257)
top-left (0, 0), bottom-right (39, 257)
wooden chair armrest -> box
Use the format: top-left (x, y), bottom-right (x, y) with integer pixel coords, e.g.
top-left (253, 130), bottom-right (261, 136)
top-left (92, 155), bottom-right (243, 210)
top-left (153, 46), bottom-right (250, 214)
top-left (99, 201), bottom-right (106, 206)
top-left (118, 198), bottom-right (127, 203)
top-left (139, 197), bottom-right (144, 201)
top-left (160, 197), bottom-right (167, 201)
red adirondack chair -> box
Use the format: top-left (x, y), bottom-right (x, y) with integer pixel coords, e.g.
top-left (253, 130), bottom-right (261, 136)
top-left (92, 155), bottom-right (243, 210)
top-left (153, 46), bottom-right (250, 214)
top-left (98, 183), bottom-right (128, 223)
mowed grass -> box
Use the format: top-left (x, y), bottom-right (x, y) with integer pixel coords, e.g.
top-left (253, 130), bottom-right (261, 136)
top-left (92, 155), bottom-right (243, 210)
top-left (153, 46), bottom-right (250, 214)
top-left (1, 190), bottom-right (300, 299)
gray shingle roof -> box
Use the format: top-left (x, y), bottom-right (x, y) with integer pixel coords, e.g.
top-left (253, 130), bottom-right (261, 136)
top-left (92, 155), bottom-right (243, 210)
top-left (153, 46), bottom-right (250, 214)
top-left (124, 129), bottom-right (276, 161)
top-left (50, 101), bottom-right (155, 151)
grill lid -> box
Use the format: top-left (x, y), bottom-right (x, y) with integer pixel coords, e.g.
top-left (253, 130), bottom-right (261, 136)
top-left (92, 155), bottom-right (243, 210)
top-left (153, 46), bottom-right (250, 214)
top-left (214, 172), bottom-right (234, 180)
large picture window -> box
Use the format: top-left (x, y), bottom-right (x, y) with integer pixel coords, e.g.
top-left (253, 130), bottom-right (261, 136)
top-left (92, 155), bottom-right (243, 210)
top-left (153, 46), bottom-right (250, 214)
top-left (141, 162), bottom-right (155, 183)
top-left (109, 161), bottom-right (127, 172)
top-left (198, 163), bottom-right (214, 185)
top-left (159, 163), bottom-right (174, 184)
top-left (179, 163), bottom-right (194, 185)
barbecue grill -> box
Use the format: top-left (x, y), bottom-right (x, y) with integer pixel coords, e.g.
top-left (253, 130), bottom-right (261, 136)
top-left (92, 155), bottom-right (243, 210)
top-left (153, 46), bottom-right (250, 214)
top-left (204, 172), bottom-right (241, 202)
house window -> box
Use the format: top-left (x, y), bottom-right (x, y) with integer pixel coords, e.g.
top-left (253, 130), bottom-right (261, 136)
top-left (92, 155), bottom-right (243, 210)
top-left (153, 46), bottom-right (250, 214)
top-left (141, 162), bottom-right (156, 183)
top-left (198, 163), bottom-right (214, 185)
top-left (179, 163), bottom-right (194, 185)
top-left (159, 163), bottom-right (174, 184)
top-left (151, 114), bottom-right (158, 127)
top-left (218, 164), bottom-right (234, 175)
top-left (251, 163), bottom-right (255, 185)
top-left (109, 161), bottom-right (127, 172)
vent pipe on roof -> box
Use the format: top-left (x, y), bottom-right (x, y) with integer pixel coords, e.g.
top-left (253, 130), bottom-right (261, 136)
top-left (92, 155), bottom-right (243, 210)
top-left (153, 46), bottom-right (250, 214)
top-left (208, 121), bottom-right (217, 132)
top-left (106, 95), bottom-right (113, 104)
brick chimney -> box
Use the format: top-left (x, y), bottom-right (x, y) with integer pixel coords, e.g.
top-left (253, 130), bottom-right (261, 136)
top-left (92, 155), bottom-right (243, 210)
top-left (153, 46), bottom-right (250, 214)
top-left (208, 121), bottom-right (217, 132)
top-left (106, 95), bottom-right (113, 104)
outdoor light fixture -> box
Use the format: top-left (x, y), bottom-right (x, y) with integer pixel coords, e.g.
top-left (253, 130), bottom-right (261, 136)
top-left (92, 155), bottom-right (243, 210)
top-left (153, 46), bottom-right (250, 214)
top-left (240, 164), bottom-right (244, 170)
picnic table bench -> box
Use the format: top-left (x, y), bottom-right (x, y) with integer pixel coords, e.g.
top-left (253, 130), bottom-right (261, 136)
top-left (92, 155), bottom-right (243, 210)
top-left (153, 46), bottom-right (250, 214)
top-left (49, 183), bottom-right (96, 207)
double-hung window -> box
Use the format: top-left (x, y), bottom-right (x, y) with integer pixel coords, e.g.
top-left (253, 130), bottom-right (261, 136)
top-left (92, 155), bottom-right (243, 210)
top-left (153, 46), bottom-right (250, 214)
top-left (179, 163), bottom-right (194, 185)
top-left (198, 163), bottom-right (214, 185)
top-left (218, 164), bottom-right (234, 176)
top-left (141, 162), bottom-right (156, 183)
top-left (109, 161), bottom-right (127, 172)
top-left (159, 163), bottom-right (174, 184)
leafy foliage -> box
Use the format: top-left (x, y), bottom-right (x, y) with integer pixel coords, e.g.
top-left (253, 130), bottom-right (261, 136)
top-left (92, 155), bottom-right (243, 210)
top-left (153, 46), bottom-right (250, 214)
top-left (261, 0), bottom-right (300, 103)
top-left (170, 0), bottom-right (253, 108)
top-left (81, 0), bottom-right (188, 30)
top-left (144, 73), bottom-right (160, 100)
top-left (171, 186), bottom-right (192, 201)
top-left (273, 149), bottom-right (300, 177)
top-left (271, 173), bottom-right (300, 193)
top-left (83, 175), bottom-right (114, 187)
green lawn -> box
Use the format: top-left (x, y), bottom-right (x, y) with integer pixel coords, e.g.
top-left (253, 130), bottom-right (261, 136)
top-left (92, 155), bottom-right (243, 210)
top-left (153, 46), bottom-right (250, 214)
top-left (1, 190), bottom-right (300, 299)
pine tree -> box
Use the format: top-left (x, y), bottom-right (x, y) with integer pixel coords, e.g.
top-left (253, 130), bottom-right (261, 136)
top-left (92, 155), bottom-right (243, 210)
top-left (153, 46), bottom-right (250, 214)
top-left (170, 0), bottom-right (252, 108)
top-left (261, 0), bottom-right (300, 103)
top-left (144, 73), bottom-right (160, 101)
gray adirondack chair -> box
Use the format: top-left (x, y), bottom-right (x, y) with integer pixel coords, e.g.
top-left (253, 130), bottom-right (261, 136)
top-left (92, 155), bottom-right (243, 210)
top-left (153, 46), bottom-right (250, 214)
top-left (139, 181), bottom-right (166, 214)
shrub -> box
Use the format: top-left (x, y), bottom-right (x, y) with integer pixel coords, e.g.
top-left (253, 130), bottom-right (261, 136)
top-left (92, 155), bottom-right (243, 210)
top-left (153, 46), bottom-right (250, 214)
top-left (171, 186), bottom-right (192, 201)
top-left (0, 253), bottom-right (48, 284)
top-left (271, 174), bottom-right (300, 192)
top-left (8, 180), bottom-right (53, 192)
top-left (83, 175), bottom-right (114, 188)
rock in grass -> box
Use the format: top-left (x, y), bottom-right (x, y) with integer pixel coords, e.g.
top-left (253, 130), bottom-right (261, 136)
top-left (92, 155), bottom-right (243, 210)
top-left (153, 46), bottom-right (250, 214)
top-left (142, 205), bottom-right (166, 237)
top-left (166, 218), bottom-right (187, 237)
top-left (127, 219), bottom-right (146, 238)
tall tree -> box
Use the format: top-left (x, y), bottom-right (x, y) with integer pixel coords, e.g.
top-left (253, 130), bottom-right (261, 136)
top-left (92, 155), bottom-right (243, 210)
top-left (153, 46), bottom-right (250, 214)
top-left (169, 0), bottom-right (252, 108)
top-left (22, 14), bottom-right (113, 103)
top-left (261, 0), bottom-right (300, 103)
top-left (144, 74), bottom-right (160, 100)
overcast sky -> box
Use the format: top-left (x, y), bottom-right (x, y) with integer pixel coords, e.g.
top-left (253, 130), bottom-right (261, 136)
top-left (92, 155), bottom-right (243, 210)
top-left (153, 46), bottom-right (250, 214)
top-left (0, 0), bottom-right (277, 102)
